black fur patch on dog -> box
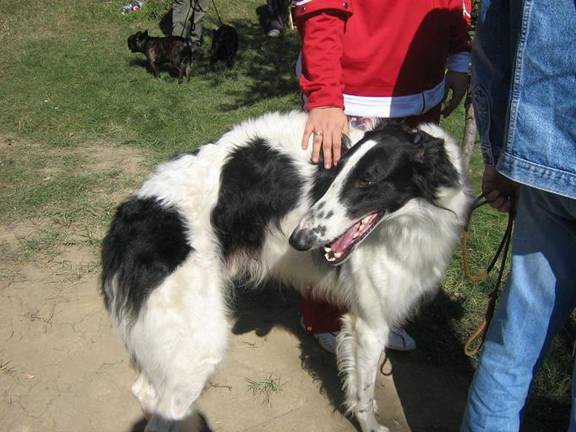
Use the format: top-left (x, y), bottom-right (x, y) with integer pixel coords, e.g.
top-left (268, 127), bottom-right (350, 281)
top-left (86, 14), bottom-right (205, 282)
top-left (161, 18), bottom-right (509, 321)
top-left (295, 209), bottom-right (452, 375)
top-left (211, 138), bottom-right (303, 259)
top-left (101, 197), bottom-right (192, 318)
top-left (340, 123), bottom-right (460, 219)
top-left (210, 24), bottom-right (239, 68)
top-left (309, 134), bottom-right (352, 202)
top-left (310, 165), bottom-right (338, 203)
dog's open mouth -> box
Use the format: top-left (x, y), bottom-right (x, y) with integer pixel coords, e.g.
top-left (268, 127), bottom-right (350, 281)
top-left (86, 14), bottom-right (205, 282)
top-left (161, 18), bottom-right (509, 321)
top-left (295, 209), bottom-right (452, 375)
top-left (323, 212), bottom-right (384, 266)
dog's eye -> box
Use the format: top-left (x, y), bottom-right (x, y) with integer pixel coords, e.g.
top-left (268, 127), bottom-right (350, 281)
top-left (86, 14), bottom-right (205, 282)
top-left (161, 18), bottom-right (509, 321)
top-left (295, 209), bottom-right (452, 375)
top-left (353, 178), bottom-right (372, 188)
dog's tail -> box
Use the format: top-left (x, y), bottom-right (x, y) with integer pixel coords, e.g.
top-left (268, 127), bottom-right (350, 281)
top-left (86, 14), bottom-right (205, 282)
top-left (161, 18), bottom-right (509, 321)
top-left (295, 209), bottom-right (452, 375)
top-left (100, 196), bottom-right (192, 325)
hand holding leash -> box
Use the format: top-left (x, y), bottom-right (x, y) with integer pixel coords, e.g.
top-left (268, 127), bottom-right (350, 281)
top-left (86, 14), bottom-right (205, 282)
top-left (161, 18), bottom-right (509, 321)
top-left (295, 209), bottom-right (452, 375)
top-left (462, 192), bottom-right (516, 357)
top-left (442, 70), bottom-right (469, 117)
top-left (302, 107), bottom-right (349, 169)
top-left (482, 165), bottom-right (519, 213)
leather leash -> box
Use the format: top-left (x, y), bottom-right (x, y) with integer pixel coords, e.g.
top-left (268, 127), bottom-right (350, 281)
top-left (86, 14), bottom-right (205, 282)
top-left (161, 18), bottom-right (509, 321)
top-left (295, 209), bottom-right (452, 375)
top-left (462, 194), bottom-right (515, 357)
top-left (210, 0), bottom-right (224, 26)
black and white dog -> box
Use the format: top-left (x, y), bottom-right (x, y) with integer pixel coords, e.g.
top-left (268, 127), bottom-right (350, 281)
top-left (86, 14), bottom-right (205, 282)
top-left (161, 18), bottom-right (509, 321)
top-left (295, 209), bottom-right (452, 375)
top-left (101, 111), bottom-right (472, 432)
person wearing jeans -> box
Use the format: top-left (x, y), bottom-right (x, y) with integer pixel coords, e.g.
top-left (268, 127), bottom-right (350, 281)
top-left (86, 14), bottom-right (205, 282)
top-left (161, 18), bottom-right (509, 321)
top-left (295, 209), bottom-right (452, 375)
top-left (461, 0), bottom-right (576, 430)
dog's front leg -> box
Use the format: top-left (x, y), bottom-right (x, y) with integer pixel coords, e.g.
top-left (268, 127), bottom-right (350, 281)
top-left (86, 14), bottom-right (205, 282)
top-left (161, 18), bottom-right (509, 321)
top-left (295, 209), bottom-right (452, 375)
top-left (151, 61), bottom-right (161, 78)
top-left (147, 54), bottom-right (160, 78)
top-left (339, 316), bottom-right (389, 432)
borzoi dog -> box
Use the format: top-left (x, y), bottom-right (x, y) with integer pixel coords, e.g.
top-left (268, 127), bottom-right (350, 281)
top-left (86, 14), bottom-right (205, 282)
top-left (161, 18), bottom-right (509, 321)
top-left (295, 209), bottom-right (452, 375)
top-left (101, 111), bottom-right (472, 432)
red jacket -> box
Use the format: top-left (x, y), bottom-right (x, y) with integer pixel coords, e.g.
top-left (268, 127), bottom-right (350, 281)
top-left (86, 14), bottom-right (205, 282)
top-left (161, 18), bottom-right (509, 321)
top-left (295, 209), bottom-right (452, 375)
top-left (294, 0), bottom-right (471, 117)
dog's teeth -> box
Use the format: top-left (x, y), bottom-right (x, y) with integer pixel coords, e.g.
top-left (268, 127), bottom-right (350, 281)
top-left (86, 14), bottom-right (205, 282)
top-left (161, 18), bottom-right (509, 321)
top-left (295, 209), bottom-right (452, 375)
top-left (352, 232), bottom-right (359, 239)
top-left (334, 252), bottom-right (342, 259)
top-left (327, 255), bottom-right (336, 262)
top-left (324, 245), bottom-right (332, 253)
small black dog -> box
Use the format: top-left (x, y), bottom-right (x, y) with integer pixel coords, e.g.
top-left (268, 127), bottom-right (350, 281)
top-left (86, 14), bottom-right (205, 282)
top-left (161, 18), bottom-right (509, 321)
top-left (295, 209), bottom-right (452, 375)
top-left (127, 30), bottom-right (192, 83)
top-left (210, 24), bottom-right (239, 69)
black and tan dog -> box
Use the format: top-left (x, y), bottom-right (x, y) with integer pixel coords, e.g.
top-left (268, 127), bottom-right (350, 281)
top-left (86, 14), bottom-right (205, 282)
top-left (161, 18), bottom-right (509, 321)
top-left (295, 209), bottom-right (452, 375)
top-left (128, 30), bottom-right (192, 83)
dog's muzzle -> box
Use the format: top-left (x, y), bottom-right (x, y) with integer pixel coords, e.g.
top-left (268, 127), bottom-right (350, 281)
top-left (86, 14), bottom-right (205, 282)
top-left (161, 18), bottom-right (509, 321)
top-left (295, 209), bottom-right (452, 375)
top-left (289, 228), bottom-right (317, 251)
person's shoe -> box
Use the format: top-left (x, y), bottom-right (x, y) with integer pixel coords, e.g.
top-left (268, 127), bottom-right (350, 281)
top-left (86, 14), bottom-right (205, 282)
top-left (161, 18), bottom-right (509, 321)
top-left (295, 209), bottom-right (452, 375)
top-left (267, 29), bottom-right (281, 38)
top-left (300, 317), bottom-right (338, 354)
top-left (302, 320), bottom-right (415, 354)
top-left (313, 331), bottom-right (338, 354)
top-left (386, 327), bottom-right (416, 351)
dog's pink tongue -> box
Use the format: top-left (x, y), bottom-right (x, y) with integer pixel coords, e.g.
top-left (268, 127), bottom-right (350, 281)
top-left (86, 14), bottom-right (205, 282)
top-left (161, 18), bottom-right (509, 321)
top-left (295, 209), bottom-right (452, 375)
top-left (330, 229), bottom-right (356, 254)
top-left (330, 213), bottom-right (380, 253)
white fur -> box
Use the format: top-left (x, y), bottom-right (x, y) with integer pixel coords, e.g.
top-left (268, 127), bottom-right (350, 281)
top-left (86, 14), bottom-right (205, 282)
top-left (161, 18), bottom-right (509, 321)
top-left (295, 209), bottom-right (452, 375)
top-left (106, 112), bottom-right (472, 432)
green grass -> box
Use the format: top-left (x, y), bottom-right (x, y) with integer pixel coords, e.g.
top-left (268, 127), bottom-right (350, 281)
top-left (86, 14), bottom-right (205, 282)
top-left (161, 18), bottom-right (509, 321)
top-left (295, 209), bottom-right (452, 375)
top-left (0, 0), bottom-right (301, 152)
top-left (0, 1), bottom-right (573, 429)
top-left (246, 375), bottom-right (284, 405)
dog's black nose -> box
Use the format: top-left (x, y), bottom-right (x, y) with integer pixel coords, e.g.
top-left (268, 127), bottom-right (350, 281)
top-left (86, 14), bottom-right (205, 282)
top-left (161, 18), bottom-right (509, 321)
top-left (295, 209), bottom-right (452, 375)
top-left (289, 229), bottom-right (314, 251)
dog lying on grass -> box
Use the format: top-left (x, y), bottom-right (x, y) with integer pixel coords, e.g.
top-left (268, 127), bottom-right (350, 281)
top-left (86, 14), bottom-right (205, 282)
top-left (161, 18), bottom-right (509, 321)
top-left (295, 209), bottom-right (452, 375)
top-left (127, 30), bottom-right (192, 83)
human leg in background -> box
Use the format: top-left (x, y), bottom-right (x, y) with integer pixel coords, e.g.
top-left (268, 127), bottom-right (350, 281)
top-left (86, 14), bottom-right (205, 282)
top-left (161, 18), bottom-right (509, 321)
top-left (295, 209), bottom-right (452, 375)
top-left (188, 0), bottom-right (209, 45)
top-left (461, 185), bottom-right (576, 431)
top-left (172, 0), bottom-right (193, 38)
top-left (265, 0), bottom-right (288, 37)
top-left (172, 0), bottom-right (210, 45)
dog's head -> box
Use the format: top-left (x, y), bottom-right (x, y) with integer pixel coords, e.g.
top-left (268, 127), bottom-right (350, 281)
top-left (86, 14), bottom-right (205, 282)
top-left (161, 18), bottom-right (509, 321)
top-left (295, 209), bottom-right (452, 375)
top-left (211, 24), bottom-right (238, 45)
top-left (127, 30), bottom-right (149, 53)
top-left (289, 122), bottom-right (463, 265)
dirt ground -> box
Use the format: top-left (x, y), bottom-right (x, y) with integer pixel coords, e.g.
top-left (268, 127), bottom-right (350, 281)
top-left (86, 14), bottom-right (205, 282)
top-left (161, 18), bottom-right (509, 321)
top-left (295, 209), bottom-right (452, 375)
top-left (0, 140), bottom-right (472, 432)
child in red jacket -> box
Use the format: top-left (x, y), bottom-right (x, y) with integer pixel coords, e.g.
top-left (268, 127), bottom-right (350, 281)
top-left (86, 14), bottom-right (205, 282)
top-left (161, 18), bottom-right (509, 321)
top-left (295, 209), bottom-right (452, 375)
top-left (295, 0), bottom-right (471, 352)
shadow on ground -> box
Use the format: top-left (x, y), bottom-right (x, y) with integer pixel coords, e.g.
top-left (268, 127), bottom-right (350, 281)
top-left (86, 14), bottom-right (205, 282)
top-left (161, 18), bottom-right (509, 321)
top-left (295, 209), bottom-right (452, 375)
top-left (229, 284), bottom-right (471, 432)
top-left (197, 18), bottom-right (300, 111)
top-left (387, 291), bottom-right (474, 432)
top-left (231, 283), bottom-right (346, 410)
top-left (228, 284), bottom-right (570, 432)
top-left (129, 412), bottom-right (213, 432)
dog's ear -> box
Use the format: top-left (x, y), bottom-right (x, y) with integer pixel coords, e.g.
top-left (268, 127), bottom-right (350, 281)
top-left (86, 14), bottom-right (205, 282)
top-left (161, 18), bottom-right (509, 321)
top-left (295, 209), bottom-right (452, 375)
top-left (411, 133), bottom-right (443, 164)
top-left (412, 135), bottom-right (459, 200)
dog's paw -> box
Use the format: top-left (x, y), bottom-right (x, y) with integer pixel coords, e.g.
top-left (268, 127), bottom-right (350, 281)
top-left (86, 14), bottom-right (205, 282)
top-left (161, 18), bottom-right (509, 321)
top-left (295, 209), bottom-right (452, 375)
top-left (365, 425), bottom-right (389, 432)
top-left (357, 411), bottom-right (389, 432)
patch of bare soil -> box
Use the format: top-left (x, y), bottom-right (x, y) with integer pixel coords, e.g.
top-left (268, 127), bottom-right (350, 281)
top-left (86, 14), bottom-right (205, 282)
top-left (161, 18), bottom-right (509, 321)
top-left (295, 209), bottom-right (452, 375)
top-left (0, 138), bottom-right (148, 432)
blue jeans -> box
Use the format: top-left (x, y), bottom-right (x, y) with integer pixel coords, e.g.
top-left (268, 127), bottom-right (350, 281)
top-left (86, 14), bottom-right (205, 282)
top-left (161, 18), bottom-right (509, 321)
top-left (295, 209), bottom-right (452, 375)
top-left (472, 0), bottom-right (576, 200)
top-left (462, 185), bottom-right (576, 431)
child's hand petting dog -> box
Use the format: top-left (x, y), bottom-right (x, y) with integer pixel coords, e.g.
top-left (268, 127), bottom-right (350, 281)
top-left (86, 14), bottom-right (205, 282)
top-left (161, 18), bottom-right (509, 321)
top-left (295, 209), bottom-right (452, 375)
top-left (302, 107), bottom-right (349, 169)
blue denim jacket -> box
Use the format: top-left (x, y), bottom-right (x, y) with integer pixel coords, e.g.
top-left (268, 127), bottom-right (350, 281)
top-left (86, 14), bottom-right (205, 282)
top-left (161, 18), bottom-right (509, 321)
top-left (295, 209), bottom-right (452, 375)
top-left (472, 0), bottom-right (576, 199)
